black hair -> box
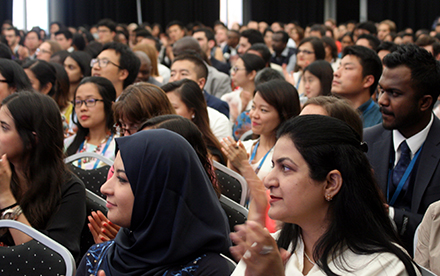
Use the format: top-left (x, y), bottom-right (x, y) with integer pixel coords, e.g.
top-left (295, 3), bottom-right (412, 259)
top-left (310, 24), bottom-right (326, 37)
top-left (0, 43), bottom-right (13, 59)
top-left (240, 53), bottom-right (266, 74)
top-left (166, 20), bottom-right (185, 31)
top-left (3, 92), bottom-right (66, 230)
top-left (255, 79), bottom-right (301, 125)
top-left (248, 43), bottom-right (271, 64)
top-left (50, 62), bottom-right (71, 111)
top-left (357, 34), bottom-right (381, 51)
top-left (376, 41), bottom-right (399, 54)
top-left (273, 31), bottom-right (289, 44)
top-left (0, 58), bottom-right (32, 93)
top-left (303, 60), bottom-right (333, 96)
top-left (276, 115), bottom-right (418, 276)
top-left (101, 42), bottom-right (141, 88)
top-left (193, 28), bottom-right (215, 42)
top-left (254, 68), bottom-right (284, 86)
top-left (22, 59), bottom-right (57, 96)
top-left (55, 29), bottom-right (73, 40)
top-left (134, 28), bottom-right (153, 39)
top-left (342, 45), bottom-right (382, 95)
top-left (383, 44), bottom-right (440, 109)
top-left (321, 36), bottom-right (338, 59)
top-left (68, 51), bottom-right (92, 77)
top-left (97, 18), bottom-right (117, 33)
top-left (161, 79), bottom-right (226, 164)
top-left (72, 33), bottom-right (86, 51)
top-left (66, 76), bottom-right (116, 156)
top-left (140, 114), bottom-right (220, 198)
top-left (173, 52), bottom-right (208, 80)
top-left (357, 21), bottom-right (377, 35)
top-left (240, 29), bottom-right (264, 45)
top-left (26, 30), bottom-right (41, 41)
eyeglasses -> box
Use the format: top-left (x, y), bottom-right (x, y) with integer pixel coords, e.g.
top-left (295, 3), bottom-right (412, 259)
top-left (90, 58), bottom-right (123, 69)
top-left (36, 48), bottom-right (52, 55)
top-left (0, 79), bottom-right (9, 83)
top-left (232, 66), bottom-right (246, 73)
top-left (114, 123), bottom-right (139, 135)
top-left (297, 49), bottom-right (315, 55)
top-left (74, 98), bottom-right (104, 108)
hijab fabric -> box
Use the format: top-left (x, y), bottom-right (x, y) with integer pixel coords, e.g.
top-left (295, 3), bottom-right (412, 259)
top-left (107, 129), bottom-right (230, 276)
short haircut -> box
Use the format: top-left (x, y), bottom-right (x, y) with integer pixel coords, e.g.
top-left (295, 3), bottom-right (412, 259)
top-left (97, 18), bottom-right (117, 33)
top-left (382, 44), bottom-right (440, 108)
top-left (134, 28), bottom-right (152, 38)
top-left (55, 29), bottom-right (72, 40)
top-left (173, 52), bottom-right (208, 80)
top-left (376, 41), bottom-right (399, 54)
top-left (6, 27), bottom-right (20, 37)
top-left (26, 30), bottom-right (41, 40)
top-left (380, 19), bottom-right (396, 33)
top-left (357, 34), bottom-right (381, 51)
top-left (310, 24), bottom-right (326, 37)
top-left (240, 29), bottom-right (264, 45)
top-left (101, 42), bottom-right (141, 88)
top-left (342, 45), bottom-right (383, 95)
top-left (248, 43), bottom-right (271, 64)
top-left (274, 31), bottom-right (289, 44)
top-left (254, 68), bottom-right (284, 86)
top-left (415, 35), bottom-right (437, 47)
top-left (357, 21), bottom-right (377, 35)
top-left (193, 28), bottom-right (215, 42)
top-left (167, 20), bottom-right (185, 30)
top-left (272, 21), bottom-right (284, 29)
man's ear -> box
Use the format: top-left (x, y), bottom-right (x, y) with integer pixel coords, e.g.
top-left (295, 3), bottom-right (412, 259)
top-left (208, 40), bottom-right (215, 50)
top-left (197, 78), bottom-right (206, 90)
top-left (362, 75), bottom-right (375, 90)
top-left (118, 69), bottom-right (129, 82)
top-left (419, 95), bottom-right (433, 112)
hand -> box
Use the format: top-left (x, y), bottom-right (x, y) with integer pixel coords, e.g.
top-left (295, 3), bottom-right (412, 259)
top-left (88, 210), bottom-right (120, 243)
top-left (230, 221), bottom-right (286, 276)
top-left (221, 137), bottom-right (248, 171)
top-left (282, 64), bottom-right (295, 87)
top-left (17, 46), bottom-right (29, 59)
top-left (384, 203), bottom-right (389, 214)
top-left (97, 270), bottom-right (106, 276)
top-left (0, 154), bottom-right (15, 208)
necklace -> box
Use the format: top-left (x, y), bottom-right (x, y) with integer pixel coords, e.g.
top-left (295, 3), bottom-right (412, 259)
top-left (304, 252), bottom-right (316, 266)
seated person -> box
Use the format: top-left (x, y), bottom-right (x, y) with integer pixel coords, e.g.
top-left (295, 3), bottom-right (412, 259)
top-left (77, 129), bottom-right (231, 275)
top-left (0, 92), bottom-right (86, 262)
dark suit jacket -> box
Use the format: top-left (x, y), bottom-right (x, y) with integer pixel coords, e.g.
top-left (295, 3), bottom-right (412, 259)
top-left (204, 90), bottom-right (229, 118)
top-left (210, 56), bottom-right (230, 76)
top-left (364, 116), bottom-right (440, 254)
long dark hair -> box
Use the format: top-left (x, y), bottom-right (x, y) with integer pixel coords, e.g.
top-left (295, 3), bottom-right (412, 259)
top-left (0, 58), bottom-right (32, 94)
top-left (3, 92), bottom-right (65, 229)
top-left (276, 115), bottom-right (418, 276)
top-left (140, 114), bottom-right (220, 198)
top-left (161, 79), bottom-right (226, 164)
top-left (66, 76), bottom-right (116, 156)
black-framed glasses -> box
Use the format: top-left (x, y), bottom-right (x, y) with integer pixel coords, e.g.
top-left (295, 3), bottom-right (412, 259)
top-left (232, 66), bottom-right (246, 73)
top-left (297, 49), bottom-right (315, 55)
top-left (90, 58), bottom-right (123, 69)
top-left (0, 79), bottom-right (9, 83)
top-left (114, 123), bottom-right (139, 135)
top-left (74, 98), bottom-right (104, 108)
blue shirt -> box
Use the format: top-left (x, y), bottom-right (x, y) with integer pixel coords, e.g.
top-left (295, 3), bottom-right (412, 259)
top-left (358, 98), bottom-right (382, 128)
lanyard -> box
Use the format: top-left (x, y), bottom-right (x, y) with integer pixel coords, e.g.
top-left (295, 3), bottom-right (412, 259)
top-left (249, 141), bottom-right (272, 174)
top-left (78, 133), bottom-right (114, 169)
top-left (387, 144), bottom-right (423, 206)
top-left (362, 100), bottom-right (375, 116)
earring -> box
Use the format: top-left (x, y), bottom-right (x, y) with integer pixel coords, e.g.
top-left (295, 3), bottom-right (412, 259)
top-left (191, 114), bottom-right (195, 119)
top-left (325, 194), bottom-right (332, 202)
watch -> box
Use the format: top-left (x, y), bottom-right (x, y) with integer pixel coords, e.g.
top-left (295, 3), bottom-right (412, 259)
top-left (1, 205), bottom-right (22, 220)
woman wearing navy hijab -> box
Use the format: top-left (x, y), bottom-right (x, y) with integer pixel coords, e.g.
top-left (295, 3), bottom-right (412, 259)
top-left (76, 129), bottom-right (231, 276)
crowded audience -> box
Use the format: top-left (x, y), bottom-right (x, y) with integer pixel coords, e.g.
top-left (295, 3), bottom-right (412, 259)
top-left (2, 14), bottom-right (440, 275)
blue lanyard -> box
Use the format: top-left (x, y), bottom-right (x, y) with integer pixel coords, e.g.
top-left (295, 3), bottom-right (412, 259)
top-left (78, 133), bottom-right (114, 169)
top-left (362, 100), bottom-right (375, 115)
top-left (387, 143), bottom-right (423, 206)
top-left (249, 141), bottom-right (272, 174)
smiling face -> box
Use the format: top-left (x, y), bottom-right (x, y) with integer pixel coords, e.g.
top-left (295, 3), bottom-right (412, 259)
top-left (264, 136), bottom-right (327, 225)
top-left (249, 92), bottom-right (280, 136)
top-left (296, 42), bottom-right (316, 70)
top-left (100, 152), bottom-right (134, 228)
top-left (0, 106), bottom-right (24, 166)
top-left (75, 82), bottom-right (107, 130)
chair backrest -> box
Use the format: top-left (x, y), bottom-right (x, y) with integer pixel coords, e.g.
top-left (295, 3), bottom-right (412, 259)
top-left (220, 253), bottom-right (237, 273)
top-left (219, 195), bottom-right (248, 233)
top-left (240, 129), bottom-right (254, 141)
top-left (213, 161), bottom-right (248, 206)
top-left (79, 189), bottom-right (108, 261)
top-left (0, 219), bottom-right (76, 276)
top-left (420, 266), bottom-right (437, 276)
top-left (64, 152), bottom-right (113, 166)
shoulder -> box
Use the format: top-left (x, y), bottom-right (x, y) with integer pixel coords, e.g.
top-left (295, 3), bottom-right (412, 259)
top-left (207, 107), bottom-right (229, 123)
top-left (77, 241), bottom-right (114, 275)
top-left (363, 124), bottom-right (387, 141)
top-left (61, 172), bottom-right (85, 195)
top-left (64, 134), bottom-right (77, 150)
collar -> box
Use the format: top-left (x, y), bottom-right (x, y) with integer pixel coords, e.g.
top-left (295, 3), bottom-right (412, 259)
top-left (392, 113), bottom-right (434, 162)
top-left (357, 98), bottom-right (374, 112)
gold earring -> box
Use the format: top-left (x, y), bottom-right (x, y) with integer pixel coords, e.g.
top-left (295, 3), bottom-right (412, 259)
top-left (325, 194), bottom-right (332, 202)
